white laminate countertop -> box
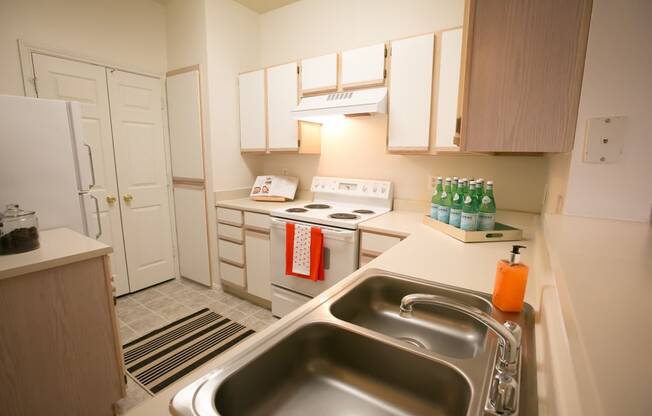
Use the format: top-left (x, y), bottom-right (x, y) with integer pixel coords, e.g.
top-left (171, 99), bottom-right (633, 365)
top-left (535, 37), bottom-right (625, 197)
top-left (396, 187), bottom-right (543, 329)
top-left (358, 209), bottom-right (428, 237)
top-left (128, 210), bottom-right (539, 415)
top-left (0, 228), bottom-right (111, 280)
top-left (216, 198), bottom-right (312, 215)
top-left (542, 214), bottom-right (652, 416)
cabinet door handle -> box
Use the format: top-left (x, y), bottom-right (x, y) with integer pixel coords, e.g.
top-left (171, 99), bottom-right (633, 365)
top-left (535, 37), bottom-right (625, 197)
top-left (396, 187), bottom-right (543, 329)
top-left (123, 194), bottom-right (133, 203)
top-left (106, 195), bottom-right (117, 204)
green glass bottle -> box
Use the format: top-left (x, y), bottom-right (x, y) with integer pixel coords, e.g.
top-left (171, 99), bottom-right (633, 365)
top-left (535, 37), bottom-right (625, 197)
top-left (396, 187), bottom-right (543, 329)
top-left (430, 177), bottom-right (443, 219)
top-left (449, 181), bottom-right (464, 228)
top-left (478, 180), bottom-right (497, 230)
top-left (437, 177), bottom-right (452, 223)
top-left (451, 177), bottom-right (459, 194)
top-left (476, 178), bottom-right (485, 198)
top-left (460, 181), bottom-right (479, 231)
top-left (459, 178), bottom-right (468, 196)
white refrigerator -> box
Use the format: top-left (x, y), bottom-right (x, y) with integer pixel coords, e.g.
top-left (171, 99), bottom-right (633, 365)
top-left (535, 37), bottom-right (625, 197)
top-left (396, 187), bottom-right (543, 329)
top-left (0, 94), bottom-right (99, 237)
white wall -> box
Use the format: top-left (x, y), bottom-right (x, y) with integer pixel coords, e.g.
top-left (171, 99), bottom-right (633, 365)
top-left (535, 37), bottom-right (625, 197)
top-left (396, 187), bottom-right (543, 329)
top-left (0, 0), bottom-right (167, 95)
top-left (563, 0), bottom-right (652, 222)
top-left (204, 0), bottom-right (262, 191)
top-left (257, 0), bottom-right (549, 213)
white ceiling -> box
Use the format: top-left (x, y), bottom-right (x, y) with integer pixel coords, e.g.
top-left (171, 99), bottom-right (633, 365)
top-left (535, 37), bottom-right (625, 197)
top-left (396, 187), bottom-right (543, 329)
top-left (233, 0), bottom-right (300, 14)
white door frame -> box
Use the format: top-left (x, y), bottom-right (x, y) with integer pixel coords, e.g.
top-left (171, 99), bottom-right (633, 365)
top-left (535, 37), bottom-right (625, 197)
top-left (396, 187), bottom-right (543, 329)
top-left (19, 39), bottom-right (180, 281)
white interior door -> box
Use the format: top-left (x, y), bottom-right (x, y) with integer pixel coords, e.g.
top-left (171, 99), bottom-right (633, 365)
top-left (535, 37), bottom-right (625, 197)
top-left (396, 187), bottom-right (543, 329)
top-left (32, 54), bottom-right (130, 295)
top-left (107, 69), bottom-right (176, 291)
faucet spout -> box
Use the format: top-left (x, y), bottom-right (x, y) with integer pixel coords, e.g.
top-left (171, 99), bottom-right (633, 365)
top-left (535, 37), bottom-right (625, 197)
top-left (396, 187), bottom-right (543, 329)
top-left (399, 293), bottom-right (521, 373)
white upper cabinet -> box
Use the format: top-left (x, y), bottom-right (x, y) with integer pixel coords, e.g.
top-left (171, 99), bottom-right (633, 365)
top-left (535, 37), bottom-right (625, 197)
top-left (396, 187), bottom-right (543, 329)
top-left (341, 43), bottom-right (386, 89)
top-left (434, 28), bottom-right (463, 148)
top-left (238, 69), bottom-right (266, 152)
top-left (300, 53), bottom-right (338, 94)
top-left (266, 62), bottom-right (299, 151)
top-left (387, 33), bottom-right (436, 151)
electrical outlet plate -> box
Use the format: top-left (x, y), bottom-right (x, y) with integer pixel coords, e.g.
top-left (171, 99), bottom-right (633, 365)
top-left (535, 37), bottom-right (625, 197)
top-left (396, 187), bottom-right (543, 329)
top-left (583, 116), bottom-right (626, 163)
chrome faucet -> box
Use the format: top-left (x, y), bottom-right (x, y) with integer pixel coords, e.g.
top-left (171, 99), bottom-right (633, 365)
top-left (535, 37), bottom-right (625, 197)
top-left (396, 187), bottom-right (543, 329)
top-left (400, 293), bottom-right (522, 414)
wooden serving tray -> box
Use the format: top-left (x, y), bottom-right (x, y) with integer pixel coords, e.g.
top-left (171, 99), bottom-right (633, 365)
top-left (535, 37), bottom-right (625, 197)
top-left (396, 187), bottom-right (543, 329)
top-left (423, 215), bottom-right (523, 243)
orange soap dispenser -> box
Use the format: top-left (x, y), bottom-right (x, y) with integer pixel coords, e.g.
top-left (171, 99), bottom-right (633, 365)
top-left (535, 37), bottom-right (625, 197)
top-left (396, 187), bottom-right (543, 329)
top-left (492, 245), bottom-right (529, 312)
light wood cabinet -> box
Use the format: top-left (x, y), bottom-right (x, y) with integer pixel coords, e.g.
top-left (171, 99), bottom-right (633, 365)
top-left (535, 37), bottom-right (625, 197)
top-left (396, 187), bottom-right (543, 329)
top-left (387, 33), bottom-right (436, 152)
top-left (267, 62), bottom-right (300, 151)
top-left (0, 254), bottom-right (124, 415)
top-left (238, 69), bottom-right (267, 152)
top-left (341, 43), bottom-right (387, 89)
top-left (459, 0), bottom-right (592, 152)
top-left (244, 229), bottom-right (272, 301)
top-left (300, 53), bottom-right (338, 95)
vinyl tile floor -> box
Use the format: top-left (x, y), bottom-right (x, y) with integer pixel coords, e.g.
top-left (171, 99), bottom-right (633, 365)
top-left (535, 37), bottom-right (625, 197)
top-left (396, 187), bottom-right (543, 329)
top-left (114, 278), bottom-right (278, 414)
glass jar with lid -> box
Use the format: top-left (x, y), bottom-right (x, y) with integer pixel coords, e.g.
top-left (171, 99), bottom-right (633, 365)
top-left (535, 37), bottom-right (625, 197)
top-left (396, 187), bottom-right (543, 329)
top-left (0, 204), bottom-right (40, 255)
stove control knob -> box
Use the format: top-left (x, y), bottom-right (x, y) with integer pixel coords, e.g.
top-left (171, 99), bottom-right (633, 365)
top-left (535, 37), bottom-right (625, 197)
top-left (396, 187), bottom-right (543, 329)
top-left (373, 185), bottom-right (378, 193)
top-left (362, 185), bottom-right (368, 192)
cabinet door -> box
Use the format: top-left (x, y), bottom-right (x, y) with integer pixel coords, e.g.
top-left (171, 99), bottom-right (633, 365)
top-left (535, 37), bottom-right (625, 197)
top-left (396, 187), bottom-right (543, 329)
top-left (341, 43), bottom-right (386, 89)
top-left (167, 69), bottom-right (205, 179)
top-left (461, 0), bottom-right (592, 152)
top-left (244, 229), bottom-right (271, 301)
top-left (387, 33), bottom-right (435, 151)
top-left (107, 69), bottom-right (177, 291)
top-left (173, 185), bottom-right (211, 286)
top-left (434, 28), bottom-right (463, 148)
top-left (300, 53), bottom-right (338, 94)
top-left (238, 70), bottom-right (267, 151)
top-left (266, 62), bottom-right (299, 151)
top-left (32, 54), bottom-right (130, 296)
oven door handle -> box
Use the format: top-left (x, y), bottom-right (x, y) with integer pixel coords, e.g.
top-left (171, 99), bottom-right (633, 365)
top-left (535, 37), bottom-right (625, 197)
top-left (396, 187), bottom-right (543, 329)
top-left (270, 217), bottom-right (357, 238)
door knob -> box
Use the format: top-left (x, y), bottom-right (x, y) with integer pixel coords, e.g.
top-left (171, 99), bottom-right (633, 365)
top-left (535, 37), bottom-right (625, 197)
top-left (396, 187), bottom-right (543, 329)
top-left (106, 195), bottom-right (117, 204)
top-left (123, 194), bottom-right (133, 203)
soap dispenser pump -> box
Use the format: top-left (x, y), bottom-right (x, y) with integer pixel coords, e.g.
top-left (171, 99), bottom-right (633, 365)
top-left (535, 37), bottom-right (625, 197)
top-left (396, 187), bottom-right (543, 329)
top-left (492, 245), bottom-right (528, 312)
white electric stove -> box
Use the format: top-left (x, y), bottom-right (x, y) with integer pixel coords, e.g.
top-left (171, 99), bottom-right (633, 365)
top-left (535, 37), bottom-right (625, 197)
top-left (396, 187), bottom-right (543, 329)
top-left (269, 177), bottom-right (393, 317)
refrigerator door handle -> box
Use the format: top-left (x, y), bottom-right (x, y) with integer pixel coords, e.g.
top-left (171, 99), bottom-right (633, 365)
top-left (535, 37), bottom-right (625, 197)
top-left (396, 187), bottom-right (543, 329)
top-left (83, 143), bottom-right (96, 189)
top-left (89, 194), bottom-right (102, 239)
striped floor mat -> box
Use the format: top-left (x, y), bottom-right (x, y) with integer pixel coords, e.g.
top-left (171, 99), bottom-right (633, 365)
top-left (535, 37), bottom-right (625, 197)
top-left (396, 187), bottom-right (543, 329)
top-left (123, 308), bottom-right (255, 394)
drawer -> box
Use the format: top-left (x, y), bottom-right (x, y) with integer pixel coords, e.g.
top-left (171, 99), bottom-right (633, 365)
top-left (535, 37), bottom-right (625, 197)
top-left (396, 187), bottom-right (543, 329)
top-left (219, 261), bottom-right (245, 287)
top-left (244, 211), bottom-right (270, 231)
top-left (217, 207), bottom-right (243, 226)
top-left (360, 231), bottom-right (401, 255)
top-left (218, 239), bottom-right (244, 265)
top-left (271, 286), bottom-right (311, 318)
top-left (218, 223), bottom-right (244, 242)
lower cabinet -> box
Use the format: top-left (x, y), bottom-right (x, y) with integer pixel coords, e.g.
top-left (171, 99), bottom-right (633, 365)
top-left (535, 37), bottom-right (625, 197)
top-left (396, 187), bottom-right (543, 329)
top-left (359, 230), bottom-right (404, 264)
top-left (216, 207), bottom-right (272, 303)
top-left (244, 229), bottom-right (271, 301)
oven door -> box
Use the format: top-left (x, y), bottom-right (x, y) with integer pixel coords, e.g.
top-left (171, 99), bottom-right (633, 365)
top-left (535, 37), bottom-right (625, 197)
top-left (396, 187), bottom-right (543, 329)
top-left (270, 217), bottom-right (359, 298)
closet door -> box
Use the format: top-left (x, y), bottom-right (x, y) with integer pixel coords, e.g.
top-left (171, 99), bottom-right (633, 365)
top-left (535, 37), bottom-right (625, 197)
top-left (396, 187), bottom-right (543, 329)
top-left (32, 54), bottom-right (130, 296)
top-left (266, 62), bottom-right (299, 151)
top-left (107, 69), bottom-right (176, 291)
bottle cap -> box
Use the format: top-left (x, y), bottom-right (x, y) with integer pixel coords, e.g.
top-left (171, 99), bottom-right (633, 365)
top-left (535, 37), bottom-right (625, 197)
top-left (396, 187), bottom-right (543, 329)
top-left (509, 245), bottom-right (526, 264)
top-left (487, 180), bottom-right (494, 185)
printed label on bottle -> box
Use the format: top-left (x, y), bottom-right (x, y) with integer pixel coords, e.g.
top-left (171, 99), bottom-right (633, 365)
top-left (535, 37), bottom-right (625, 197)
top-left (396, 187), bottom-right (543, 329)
top-left (482, 195), bottom-right (492, 205)
top-left (478, 212), bottom-right (495, 230)
top-left (430, 203), bottom-right (439, 219)
top-left (460, 212), bottom-right (478, 231)
top-left (437, 206), bottom-right (451, 223)
top-left (464, 195), bottom-right (473, 204)
top-left (449, 208), bottom-right (462, 227)
top-left (453, 194), bottom-right (460, 202)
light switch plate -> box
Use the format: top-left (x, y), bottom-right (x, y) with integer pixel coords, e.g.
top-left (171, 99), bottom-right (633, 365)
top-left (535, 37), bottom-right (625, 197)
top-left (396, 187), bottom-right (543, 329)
top-left (583, 116), bottom-right (626, 163)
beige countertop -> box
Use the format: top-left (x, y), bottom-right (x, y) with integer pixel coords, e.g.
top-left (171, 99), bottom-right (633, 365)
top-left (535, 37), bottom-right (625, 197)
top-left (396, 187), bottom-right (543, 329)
top-left (358, 209), bottom-right (426, 237)
top-left (542, 214), bottom-right (652, 416)
top-left (128, 210), bottom-right (540, 415)
top-left (216, 197), bottom-right (312, 215)
top-left (0, 228), bottom-right (112, 280)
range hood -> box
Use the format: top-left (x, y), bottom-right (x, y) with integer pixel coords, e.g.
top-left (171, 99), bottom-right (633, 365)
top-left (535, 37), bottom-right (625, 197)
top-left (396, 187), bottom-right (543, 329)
top-left (292, 87), bottom-right (387, 124)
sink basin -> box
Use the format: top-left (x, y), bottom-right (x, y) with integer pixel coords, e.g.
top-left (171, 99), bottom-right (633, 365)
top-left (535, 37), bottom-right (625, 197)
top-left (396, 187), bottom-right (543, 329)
top-left (214, 323), bottom-right (471, 416)
top-left (330, 275), bottom-right (492, 358)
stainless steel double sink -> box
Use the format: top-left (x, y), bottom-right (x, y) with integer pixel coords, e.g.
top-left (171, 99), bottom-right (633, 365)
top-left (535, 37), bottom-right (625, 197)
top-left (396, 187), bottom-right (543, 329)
top-left (171, 269), bottom-right (537, 415)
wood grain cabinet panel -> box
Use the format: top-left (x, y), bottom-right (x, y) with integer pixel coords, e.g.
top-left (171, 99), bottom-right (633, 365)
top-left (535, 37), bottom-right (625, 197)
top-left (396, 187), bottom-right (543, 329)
top-left (460, 0), bottom-right (592, 152)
